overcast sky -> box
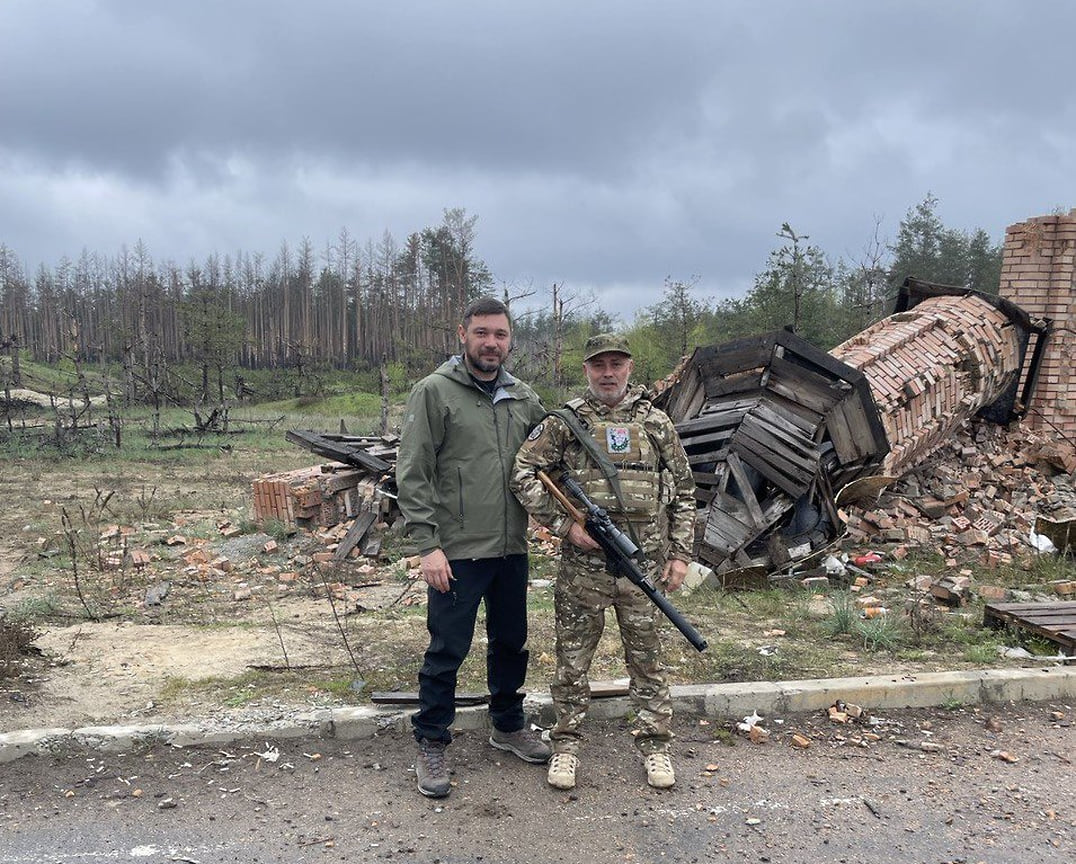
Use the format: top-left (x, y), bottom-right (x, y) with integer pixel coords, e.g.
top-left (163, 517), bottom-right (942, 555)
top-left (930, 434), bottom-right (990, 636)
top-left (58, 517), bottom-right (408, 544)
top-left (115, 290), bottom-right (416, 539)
top-left (1, 1), bottom-right (1073, 320)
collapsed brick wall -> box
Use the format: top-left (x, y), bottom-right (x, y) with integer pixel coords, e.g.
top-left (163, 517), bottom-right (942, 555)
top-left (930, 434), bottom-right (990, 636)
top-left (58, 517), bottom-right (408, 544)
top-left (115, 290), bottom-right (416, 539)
top-left (999, 212), bottom-right (1076, 444)
top-left (831, 294), bottom-right (1022, 476)
top-left (842, 418), bottom-right (1076, 572)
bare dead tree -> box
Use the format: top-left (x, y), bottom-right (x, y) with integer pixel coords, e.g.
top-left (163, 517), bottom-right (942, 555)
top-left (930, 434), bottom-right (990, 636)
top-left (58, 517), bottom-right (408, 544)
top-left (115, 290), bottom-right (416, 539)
top-left (60, 507), bottom-right (99, 622)
top-left (778, 223), bottom-right (809, 334)
top-left (379, 355), bottom-right (390, 436)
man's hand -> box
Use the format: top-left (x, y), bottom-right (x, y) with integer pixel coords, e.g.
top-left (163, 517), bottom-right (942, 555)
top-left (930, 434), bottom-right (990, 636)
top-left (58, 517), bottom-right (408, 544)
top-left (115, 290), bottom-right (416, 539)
top-left (420, 548), bottom-right (454, 593)
top-left (661, 558), bottom-right (688, 592)
top-left (566, 521), bottom-right (601, 552)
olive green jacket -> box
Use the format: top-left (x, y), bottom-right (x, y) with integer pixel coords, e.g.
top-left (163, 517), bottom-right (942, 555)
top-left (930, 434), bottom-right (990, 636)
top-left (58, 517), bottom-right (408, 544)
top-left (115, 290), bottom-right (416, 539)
top-left (396, 356), bottom-right (545, 560)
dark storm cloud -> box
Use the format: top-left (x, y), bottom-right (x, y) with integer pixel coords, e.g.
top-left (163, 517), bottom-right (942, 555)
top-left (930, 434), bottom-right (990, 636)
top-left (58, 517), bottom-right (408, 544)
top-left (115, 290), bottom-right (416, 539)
top-left (1, 0), bottom-right (1074, 316)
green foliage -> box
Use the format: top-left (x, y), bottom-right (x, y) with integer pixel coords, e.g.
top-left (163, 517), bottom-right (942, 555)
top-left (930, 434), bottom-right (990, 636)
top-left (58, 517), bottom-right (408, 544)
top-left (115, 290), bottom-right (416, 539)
top-left (729, 223), bottom-right (876, 349)
top-left (822, 592), bottom-right (858, 637)
top-left (262, 518), bottom-right (294, 543)
top-left (962, 643), bottom-right (1000, 664)
top-left (889, 194), bottom-right (1003, 293)
top-left (6, 594), bottom-right (60, 623)
top-left (856, 614), bottom-right (906, 652)
top-left (632, 277), bottom-right (712, 375)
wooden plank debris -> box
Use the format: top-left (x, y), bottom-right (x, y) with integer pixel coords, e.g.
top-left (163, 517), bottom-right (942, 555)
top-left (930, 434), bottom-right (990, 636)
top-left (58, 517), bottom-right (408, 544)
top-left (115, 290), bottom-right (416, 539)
top-left (333, 511), bottom-right (379, 562)
top-left (370, 691), bottom-right (489, 706)
top-left (285, 429), bottom-right (394, 473)
top-left (657, 328), bottom-right (888, 578)
top-left (983, 601), bottom-right (1076, 655)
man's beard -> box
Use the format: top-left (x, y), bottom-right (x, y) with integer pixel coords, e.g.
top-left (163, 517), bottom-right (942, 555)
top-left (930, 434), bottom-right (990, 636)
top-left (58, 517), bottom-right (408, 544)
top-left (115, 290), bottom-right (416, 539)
top-left (466, 346), bottom-right (504, 374)
top-left (587, 381), bottom-right (628, 406)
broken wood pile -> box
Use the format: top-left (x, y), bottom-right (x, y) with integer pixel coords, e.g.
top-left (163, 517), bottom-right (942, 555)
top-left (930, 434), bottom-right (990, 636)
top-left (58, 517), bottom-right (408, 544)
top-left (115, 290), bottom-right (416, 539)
top-left (654, 279), bottom-right (1054, 581)
top-left (840, 418), bottom-right (1076, 572)
top-left (655, 328), bottom-right (889, 577)
top-left (252, 431), bottom-right (400, 542)
top-left (284, 429), bottom-right (397, 474)
top-left (984, 601), bottom-right (1076, 655)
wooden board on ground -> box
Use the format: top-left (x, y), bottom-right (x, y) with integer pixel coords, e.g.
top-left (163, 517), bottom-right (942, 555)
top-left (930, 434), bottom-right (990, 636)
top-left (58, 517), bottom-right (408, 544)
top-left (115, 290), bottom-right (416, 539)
top-left (983, 601), bottom-right (1076, 655)
top-left (370, 691), bottom-right (490, 706)
top-left (588, 680), bottom-right (631, 699)
top-left (333, 511), bottom-right (378, 561)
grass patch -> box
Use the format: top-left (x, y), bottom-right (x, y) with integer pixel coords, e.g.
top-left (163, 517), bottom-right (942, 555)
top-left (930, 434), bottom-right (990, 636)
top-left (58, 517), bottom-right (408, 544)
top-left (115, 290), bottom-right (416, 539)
top-left (310, 675), bottom-right (367, 700)
top-left (821, 592), bottom-right (857, 637)
top-left (856, 614), bottom-right (906, 653)
top-left (5, 594), bottom-right (62, 623)
top-left (156, 669), bottom-right (329, 708)
top-left (157, 675), bottom-right (194, 703)
top-left (961, 643), bottom-right (1000, 664)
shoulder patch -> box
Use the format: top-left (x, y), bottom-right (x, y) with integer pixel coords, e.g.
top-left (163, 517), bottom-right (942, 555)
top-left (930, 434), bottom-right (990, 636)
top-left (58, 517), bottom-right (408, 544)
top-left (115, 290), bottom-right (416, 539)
top-left (527, 422), bottom-right (545, 441)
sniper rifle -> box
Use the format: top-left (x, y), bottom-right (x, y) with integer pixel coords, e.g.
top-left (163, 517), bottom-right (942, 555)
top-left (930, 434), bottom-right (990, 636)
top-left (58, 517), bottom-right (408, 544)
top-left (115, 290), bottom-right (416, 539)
top-left (537, 469), bottom-right (708, 652)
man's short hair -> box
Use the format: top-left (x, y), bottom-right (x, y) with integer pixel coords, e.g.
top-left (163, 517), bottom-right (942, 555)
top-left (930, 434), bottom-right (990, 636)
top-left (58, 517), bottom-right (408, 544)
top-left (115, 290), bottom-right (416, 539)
top-left (463, 296), bottom-right (512, 329)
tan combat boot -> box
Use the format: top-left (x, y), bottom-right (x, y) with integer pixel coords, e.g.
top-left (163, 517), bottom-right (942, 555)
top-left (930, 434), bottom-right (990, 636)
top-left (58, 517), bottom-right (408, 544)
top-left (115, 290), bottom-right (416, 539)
top-left (547, 752), bottom-right (578, 790)
top-left (644, 752), bottom-right (675, 788)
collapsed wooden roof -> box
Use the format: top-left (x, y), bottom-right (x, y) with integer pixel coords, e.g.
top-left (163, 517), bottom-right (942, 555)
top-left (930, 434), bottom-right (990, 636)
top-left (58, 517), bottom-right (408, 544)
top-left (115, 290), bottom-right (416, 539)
top-left (654, 280), bottom-right (1049, 581)
top-left (655, 329), bottom-right (889, 578)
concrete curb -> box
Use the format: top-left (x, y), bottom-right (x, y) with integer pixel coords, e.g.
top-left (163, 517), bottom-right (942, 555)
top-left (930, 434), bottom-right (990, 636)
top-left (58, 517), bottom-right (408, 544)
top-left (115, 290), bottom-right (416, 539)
top-left (3, 666), bottom-right (1074, 765)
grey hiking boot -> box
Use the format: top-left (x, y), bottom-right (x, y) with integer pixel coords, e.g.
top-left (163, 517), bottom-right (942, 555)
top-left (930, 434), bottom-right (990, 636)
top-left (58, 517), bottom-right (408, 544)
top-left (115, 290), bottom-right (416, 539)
top-left (489, 726), bottom-right (552, 764)
top-left (415, 738), bottom-right (451, 798)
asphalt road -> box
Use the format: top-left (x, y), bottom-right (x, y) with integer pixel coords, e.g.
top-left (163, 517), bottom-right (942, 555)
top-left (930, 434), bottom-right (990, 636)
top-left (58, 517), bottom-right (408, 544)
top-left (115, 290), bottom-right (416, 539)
top-left (1, 702), bottom-right (1072, 864)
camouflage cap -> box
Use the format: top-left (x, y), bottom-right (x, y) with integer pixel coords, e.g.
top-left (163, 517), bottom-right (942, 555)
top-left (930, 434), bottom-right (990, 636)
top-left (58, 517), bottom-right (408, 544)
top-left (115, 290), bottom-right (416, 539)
top-left (583, 333), bottom-right (632, 362)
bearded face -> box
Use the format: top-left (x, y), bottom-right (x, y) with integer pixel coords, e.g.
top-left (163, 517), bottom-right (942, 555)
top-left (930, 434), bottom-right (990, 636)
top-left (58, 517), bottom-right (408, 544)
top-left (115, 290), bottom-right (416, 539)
top-left (459, 313), bottom-right (512, 379)
top-left (584, 353), bottom-right (633, 406)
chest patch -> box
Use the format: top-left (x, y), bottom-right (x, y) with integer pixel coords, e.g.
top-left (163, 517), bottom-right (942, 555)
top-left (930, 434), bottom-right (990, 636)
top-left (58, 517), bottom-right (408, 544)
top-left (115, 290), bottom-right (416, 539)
top-left (606, 426), bottom-right (631, 454)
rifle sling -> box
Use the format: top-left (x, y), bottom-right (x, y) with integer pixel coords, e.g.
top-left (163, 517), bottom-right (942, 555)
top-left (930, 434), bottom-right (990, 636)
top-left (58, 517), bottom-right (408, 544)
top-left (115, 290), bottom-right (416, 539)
top-left (548, 407), bottom-right (643, 550)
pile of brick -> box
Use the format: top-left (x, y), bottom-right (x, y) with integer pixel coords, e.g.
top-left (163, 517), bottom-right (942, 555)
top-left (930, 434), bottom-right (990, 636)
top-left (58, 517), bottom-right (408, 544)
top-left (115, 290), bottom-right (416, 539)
top-left (840, 417), bottom-right (1076, 572)
top-left (252, 464), bottom-right (389, 530)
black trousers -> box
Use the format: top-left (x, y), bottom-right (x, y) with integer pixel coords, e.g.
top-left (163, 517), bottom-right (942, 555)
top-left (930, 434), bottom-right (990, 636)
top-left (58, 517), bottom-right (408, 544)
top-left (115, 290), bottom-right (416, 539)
top-left (411, 554), bottom-right (530, 744)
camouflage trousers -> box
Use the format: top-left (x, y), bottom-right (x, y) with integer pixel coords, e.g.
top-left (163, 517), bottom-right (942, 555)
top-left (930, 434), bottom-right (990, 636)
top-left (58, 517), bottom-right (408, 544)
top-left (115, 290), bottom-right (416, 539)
top-left (549, 546), bottom-right (672, 756)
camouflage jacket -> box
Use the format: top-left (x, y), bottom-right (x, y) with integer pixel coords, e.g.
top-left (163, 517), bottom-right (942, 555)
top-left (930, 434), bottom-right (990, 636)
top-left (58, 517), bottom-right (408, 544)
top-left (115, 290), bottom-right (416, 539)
top-left (511, 385), bottom-right (696, 563)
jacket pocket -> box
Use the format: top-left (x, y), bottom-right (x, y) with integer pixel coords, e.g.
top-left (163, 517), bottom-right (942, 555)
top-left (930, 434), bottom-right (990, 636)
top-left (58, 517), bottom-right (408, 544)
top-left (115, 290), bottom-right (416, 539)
top-left (456, 467), bottom-right (465, 525)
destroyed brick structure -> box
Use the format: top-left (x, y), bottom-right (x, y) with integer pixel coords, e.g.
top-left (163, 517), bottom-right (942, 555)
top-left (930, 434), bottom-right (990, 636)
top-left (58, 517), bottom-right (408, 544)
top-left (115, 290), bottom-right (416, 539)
top-left (831, 279), bottom-right (1047, 476)
top-left (256, 213), bottom-right (1076, 588)
top-left (655, 273), bottom-right (1056, 579)
top-left (251, 432), bottom-right (400, 558)
top-left (998, 211), bottom-right (1076, 447)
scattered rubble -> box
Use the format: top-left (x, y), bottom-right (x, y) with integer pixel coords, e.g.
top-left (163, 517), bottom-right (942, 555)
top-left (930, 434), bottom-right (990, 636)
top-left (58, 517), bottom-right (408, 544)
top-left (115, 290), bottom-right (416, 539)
top-left (840, 419), bottom-right (1076, 572)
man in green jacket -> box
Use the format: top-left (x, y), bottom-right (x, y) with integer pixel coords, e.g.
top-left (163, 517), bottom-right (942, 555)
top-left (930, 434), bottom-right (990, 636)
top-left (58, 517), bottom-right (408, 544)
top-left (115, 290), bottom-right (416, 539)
top-left (396, 296), bottom-right (551, 798)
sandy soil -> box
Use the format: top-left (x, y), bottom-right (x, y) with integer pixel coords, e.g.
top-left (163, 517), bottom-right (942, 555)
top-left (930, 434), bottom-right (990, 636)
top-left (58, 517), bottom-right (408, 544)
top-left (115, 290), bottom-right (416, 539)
top-left (13, 614), bottom-right (351, 729)
top-left (1, 587), bottom-right (419, 732)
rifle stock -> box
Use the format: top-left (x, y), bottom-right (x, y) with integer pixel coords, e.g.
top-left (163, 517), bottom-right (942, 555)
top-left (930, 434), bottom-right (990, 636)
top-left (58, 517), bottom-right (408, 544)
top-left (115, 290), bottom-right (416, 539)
top-left (536, 470), bottom-right (708, 652)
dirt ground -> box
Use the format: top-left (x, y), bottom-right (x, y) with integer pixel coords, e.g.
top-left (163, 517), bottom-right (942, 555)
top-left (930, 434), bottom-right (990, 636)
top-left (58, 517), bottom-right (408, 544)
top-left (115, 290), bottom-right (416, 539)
top-left (2, 704), bottom-right (1073, 863)
top-left (1, 444), bottom-right (1071, 736)
top-left (7, 601), bottom-right (361, 727)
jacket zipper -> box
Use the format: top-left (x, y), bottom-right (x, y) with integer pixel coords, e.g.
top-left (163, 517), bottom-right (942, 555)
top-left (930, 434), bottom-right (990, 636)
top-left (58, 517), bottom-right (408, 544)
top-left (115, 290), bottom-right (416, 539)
top-left (493, 399), bottom-right (509, 556)
top-left (457, 466), bottom-right (465, 525)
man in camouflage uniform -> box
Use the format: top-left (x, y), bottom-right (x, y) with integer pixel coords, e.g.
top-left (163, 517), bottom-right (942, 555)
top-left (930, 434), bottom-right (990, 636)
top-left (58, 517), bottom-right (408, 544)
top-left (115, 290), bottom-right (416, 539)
top-left (511, 334), bottom-right (696, 790)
